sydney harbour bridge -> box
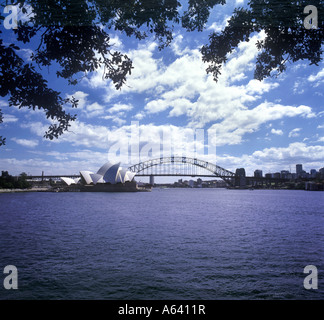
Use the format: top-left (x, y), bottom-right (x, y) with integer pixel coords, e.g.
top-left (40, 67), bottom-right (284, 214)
top-left (127, 156), bottom-right (236, 186)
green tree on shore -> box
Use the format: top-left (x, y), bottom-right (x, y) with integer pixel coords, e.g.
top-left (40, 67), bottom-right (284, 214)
top-left (0, 171), bottom-right (31, 189)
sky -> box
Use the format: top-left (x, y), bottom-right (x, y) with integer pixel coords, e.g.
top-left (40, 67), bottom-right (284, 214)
top-left (0, 0), bottom-right (324, 183)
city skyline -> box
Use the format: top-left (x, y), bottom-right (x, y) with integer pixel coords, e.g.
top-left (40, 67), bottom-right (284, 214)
top-left (3, 161), bottom-right (322, 186)
top-left (1, 0), bottom-right (324, 177)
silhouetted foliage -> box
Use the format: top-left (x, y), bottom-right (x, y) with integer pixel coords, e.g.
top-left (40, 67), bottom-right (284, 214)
top-left (0, 109), bottom-right (5, 146)
top-left (201, 0), bottom-right (323, 81)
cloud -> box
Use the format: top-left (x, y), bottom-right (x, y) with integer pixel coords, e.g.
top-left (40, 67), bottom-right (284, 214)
top-left (19, 120), bottom-right (218, 164)
top-left (209, 103), bottom-right (313, 146)
top-left (28, 149), bottom-right (110, 171)
top-left (271, 129), bottom-right (283, 135)
top-left (89, 32), bottom-right (269, 114)
top-left (293, 80), bottom-right (305, 94)
top-left (109, 34), bottom-right (124, 51)
top-left (132, 32), bottom-right (286, 131)
top-left (170, 34), bottom-right (193, 56)
top-left (288, 128), bottom-right (302, 138)
top-left (101, 115), bottom-right (126, 126)
top-left (2, 114), bottom-right (18, 123)
top-left (0, 156), bottom-right (105, 176)
top-left (133, 112), bottom-right (145, 121)
top-left (252, 142), bottom-right (324, 164)
top-left (203, 142), bottom-right (324, 175)
top-left (66, 91), bottom-right (108, 118)
top-left (308, 68), bottom-right (324, 83)
top-left (0, 100), bottom-right (9, 107)
top-left (21, 120), bottom-right (110, 149)
top-left (83, 31), bottom-right (307, 146)
top-left (19, 48), bottom-right (33, 61)
top-left (66, 93), bottom-right (134, 120)
top-left (85, 102), bottom-right (105, 118)
top-left (86, 41), bottom-right (161, 96)
top-left (107, 103), bottom-right (133, 114)
top-left (207, 15), bottom-right (231, 33)
top-left (11, 138), bottom-right (38, 148)
top-left (209, 143), bottom-right (324, 175)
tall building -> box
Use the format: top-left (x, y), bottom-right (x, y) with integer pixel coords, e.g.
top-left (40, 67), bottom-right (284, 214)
top-left (235, 168), bottom-right (246, 187)
top-left (235, 168), bottom-right (246, 177)
top-left (296, 164), bottom-right (303, 177)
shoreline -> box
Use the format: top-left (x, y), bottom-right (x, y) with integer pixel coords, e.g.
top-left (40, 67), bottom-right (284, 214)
top-left (0, 187), bottom-right (51, 193)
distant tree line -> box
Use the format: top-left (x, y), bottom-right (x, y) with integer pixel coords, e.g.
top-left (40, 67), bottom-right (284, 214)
top-left (0, 171), bottom-right (31, 189)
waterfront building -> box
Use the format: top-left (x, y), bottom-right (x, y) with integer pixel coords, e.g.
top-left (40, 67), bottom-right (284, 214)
top-left (61, 161), bottom-right (136, 186)
top-left (319, 168), bottom-right (324, 179)
top-left (280, 170), bottom-right (290, 179)
top-left (254, 170), bottom-right (263, 178)
top-left (310, 169), bottom-right (317, 178)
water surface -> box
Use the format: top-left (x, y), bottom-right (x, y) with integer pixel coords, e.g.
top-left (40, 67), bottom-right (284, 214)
top-left (0, 189), bottom-right (323, 299)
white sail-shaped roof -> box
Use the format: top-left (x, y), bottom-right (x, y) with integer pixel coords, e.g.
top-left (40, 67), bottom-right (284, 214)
top-left (61, 177), bottom-right (76, 186)
top-left (118, 169), bottom-right (128, 183)
top-left (116, 168), bottom-right (124, 183)
top-left (97, 161), bottom-right (115, 176)
top-left (90, 173), bottom-right (104, 185)
top-left (103, 162), bottom-right (121, 183)
top-left (80, 171), bottom-right (94, 185)
top-left (117, 169), bottom-right (135, 183)
top-left (74, 177), bottom-right (81, 184)
top-left (126, 171), bottom-right (136, 182)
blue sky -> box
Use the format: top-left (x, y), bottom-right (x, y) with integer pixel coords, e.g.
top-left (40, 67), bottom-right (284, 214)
top-left (0, 0), bottom-right (324, 181)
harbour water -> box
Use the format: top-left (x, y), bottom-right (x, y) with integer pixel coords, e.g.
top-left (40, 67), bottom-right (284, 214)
top-left (0, 188), bottom-right (323, 299)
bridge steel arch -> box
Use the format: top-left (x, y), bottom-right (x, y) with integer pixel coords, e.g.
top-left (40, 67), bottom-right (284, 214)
top-left (128, 156), bottom-right (236, 186)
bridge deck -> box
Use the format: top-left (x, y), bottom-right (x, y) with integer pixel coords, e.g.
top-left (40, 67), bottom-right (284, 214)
top-left (26, 174), bottom-right (289, 182)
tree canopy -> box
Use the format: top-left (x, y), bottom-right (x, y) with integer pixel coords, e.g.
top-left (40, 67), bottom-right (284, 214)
top-left (0, 0), bottom-right (323, 145)
top-left (201, 0), bottom-right (323, 82)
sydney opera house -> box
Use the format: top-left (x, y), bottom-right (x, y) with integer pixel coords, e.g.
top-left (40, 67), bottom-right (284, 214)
top-left (60, 161), bottom-right (139, 192)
